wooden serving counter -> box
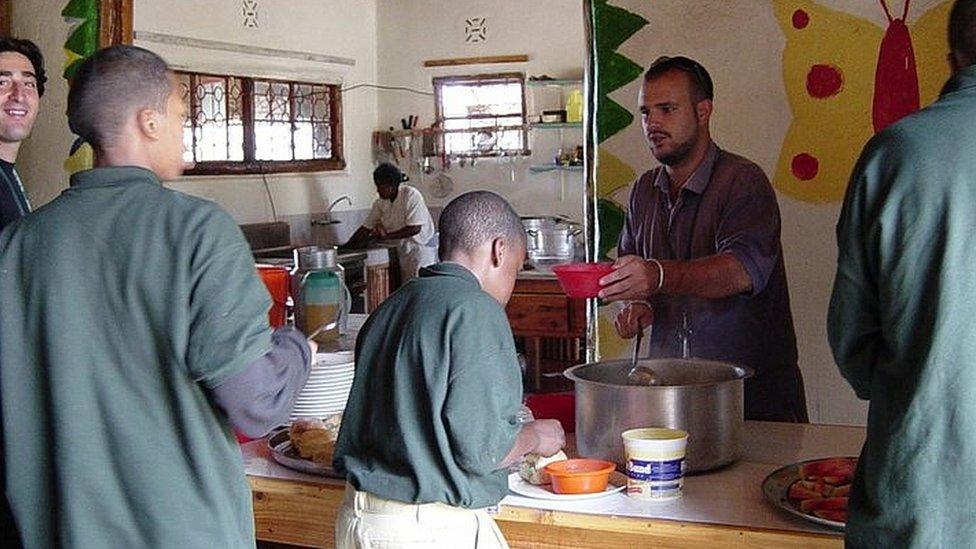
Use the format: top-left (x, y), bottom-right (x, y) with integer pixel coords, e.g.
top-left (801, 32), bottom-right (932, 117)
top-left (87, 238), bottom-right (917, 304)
top-left (244, 421), bottom-right (864, 548)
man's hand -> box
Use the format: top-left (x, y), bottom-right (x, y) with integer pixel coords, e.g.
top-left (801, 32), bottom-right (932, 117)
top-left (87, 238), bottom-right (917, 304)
top-left (527, 419), bottom-right (566, 457)
top-left (307, 339), bottom-right (318, 357)
top-left (372, 223), bottom-right (388, 239)
top-left (598, 255), bottom-right (662, 301)
top-left (614, 302), bottom-right (653, 339)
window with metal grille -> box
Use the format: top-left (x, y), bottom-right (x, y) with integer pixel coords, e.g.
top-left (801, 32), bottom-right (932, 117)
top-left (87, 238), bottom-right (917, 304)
top-left (433, 73), bottom-right (528, 157)
top-left (176, 71), bottom-right (344, 175)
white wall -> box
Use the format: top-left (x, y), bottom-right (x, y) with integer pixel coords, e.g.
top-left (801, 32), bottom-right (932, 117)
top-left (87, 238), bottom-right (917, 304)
top-left (376, 0), bottom-right (587, 221)
top-left (133, 0), bottom-right (379, 224)
top-left (10, 0), bottom-right (73, 207)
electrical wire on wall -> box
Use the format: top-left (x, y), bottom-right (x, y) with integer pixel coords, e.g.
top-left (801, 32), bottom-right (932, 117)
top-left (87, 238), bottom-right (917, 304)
top-left (258, 162), bottom-right (279, 222)
top-left (341, 82), bottom-right (434, 96)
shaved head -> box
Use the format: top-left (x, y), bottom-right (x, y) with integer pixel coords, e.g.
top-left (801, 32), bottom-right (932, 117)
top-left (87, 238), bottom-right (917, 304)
top-left (67, 45), bottom-right (172, 150)
top-left (438, 191), bottom-right (525, 261)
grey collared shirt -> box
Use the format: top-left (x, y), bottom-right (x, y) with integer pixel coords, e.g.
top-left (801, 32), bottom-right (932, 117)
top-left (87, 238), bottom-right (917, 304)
top-left (619, 143), bottom-right (801, 410)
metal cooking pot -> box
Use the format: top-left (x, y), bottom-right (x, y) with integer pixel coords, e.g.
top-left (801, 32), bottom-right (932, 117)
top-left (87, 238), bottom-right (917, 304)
top-left (520, 215), bottom-right (574, 231)
top-left (564, 358), bottom-right (753, 473)
top-left (526, 226), bottom-right (581, 261)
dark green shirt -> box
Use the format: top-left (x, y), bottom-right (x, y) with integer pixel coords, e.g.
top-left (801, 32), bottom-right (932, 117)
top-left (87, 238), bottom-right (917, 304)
top-left (0, 167), bottom-right (272, 548)
top-left (828, 66), bottom-right (976, 548)
top-left (334, 262), bottom-right (521, 508)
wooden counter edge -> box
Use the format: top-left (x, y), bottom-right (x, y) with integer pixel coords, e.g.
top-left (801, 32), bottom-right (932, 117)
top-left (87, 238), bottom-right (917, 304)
top-left (249, 475), bottom-right (841, 549)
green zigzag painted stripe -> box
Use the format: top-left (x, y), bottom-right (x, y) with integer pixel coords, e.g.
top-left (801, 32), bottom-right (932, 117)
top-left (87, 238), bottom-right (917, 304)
top-left (61, 0), bottom-right (99, 80)
top-left (61, 0), bottom-right (97, 19)
top-left (597, 198), bottom-right (625, 261)
top-left (592, 0), bottom-right (647, 144)
top-left (596, 57), bottom-right (643, 143)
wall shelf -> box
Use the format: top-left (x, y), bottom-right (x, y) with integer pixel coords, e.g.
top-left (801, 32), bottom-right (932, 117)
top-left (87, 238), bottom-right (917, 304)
top-left (530, 122), bottom-right (582, 130)
top-left (529, 164), bottom-right (584, 174)
top-left (526, 79), bottom-right (583, 87)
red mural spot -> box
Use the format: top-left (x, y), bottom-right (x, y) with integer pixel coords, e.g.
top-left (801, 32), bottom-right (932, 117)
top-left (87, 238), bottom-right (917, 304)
top-left (873, 19), bottom-right (919, 132)
top-left (792, 9), bottom-right (810, 29)
top-left (792, 153), bottom-right (819, 181)
top-left (806, 65), bottom-right (843, 98)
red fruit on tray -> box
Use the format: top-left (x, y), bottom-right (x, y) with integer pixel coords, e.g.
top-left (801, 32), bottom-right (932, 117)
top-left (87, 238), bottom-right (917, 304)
top-left (821, 475), bottom-right (853, 486)
top-left (812, 509), bottom-right (848, 522)
top-left (788, 480), bottom-right (826, 500)
top-left (799, 496), bottom-right (849, 513)
top-left (830, 484), bottom-right (851, 497)
top-left (799, 458), bottom-right (856, 480)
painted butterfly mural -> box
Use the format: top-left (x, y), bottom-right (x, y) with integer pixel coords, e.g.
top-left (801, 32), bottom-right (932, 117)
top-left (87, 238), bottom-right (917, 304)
top-left (773, 0), bottom-right (952, 203)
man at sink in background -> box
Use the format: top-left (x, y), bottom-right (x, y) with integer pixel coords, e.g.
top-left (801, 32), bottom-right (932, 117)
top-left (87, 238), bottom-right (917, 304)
top-left (345, 162), bottom-right (435, 282)
top-left (597, 56), bottom-right (807, 423)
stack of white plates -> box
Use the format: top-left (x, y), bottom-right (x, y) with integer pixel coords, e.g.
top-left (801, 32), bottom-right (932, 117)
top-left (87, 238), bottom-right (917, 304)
top-left (290, 351), bottom-right (355, 420)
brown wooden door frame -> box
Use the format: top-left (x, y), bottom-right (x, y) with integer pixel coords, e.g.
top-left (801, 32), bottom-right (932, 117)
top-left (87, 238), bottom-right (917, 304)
top-left (100, 0), bottom-right (133, 47)
top-left (1, 0), bottom-right (11, 38)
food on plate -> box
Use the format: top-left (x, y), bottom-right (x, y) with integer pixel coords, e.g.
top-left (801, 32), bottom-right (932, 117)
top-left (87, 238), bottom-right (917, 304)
top-left (519, 450), bottom-right (568, 485)
top-left (799, 457), bottom-right (855, 481)
top-left (786, 457), bottom-right (857, 524)
top-left (289, 414), bottom-right (342, 466)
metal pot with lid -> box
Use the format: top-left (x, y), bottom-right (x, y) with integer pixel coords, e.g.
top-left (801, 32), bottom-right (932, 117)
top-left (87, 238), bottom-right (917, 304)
top-left (520, 216), bottom-right (581, 262)
top-left (564, 358), bottom-right (753, 473)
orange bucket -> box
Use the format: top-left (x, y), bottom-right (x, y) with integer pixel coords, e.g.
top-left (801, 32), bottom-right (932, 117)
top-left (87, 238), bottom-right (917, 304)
top-left (257, 265), bottom-right (289, 328)
top-left (544, 458), bottom-right (617, 494)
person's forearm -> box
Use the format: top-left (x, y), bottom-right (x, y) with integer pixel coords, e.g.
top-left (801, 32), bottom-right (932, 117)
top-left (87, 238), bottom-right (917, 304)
top-left (210, 327), bottom-right (312, 437)
top-left (345, 226), bottom-right (373, 248)
top-left (495, 425), bottom-right (539, 470)
top-left (381, 225), bottom-right (422, 240)
top-left (661, 252), bottom-right (752, 299)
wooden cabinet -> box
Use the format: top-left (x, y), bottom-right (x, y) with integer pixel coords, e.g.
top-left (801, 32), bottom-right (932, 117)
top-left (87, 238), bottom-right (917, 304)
top-left (505, 276), bottom-right (586, 393)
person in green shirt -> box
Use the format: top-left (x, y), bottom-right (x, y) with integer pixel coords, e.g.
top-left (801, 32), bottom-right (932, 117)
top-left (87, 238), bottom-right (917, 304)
top-left (333, 191), bottom-right (565, 549)
top-left (0, 45), bottom-right (314, 548)
top-left (828, 1), bottom-right (976, 546)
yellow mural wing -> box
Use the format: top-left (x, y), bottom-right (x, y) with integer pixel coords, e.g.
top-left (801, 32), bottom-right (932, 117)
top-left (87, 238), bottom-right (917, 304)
top-left (911, 1), bottom-right (952, 107)
top-left (773, 0), bottom-right (882, 203)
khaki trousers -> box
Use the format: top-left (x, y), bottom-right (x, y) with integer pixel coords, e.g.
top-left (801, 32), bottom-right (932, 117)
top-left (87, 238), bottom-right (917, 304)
top-left (334, 484), bottom-right (509, 549)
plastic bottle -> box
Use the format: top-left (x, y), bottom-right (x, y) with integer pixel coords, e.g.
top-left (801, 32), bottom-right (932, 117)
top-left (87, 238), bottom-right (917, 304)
top-left (565, 89), bottom-right (583, 123)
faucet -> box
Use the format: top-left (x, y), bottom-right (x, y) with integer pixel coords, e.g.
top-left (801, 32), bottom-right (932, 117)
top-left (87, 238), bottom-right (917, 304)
top-left (319, 195), bottom-right (352, 224)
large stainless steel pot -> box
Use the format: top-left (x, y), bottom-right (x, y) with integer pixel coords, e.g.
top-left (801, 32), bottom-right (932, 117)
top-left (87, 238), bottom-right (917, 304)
top-left (564, 358), bottom-right (753, 473)
top-left (525, 226), bottom-right (581, 261)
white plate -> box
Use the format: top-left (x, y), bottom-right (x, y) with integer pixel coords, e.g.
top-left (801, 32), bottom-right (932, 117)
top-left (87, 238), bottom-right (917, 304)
top-left (292, 399), bottom-right (346, 412)
top-left (301, 379), bottom-right (354, 389)
top-left (507, 472), bottom-right (625, 501)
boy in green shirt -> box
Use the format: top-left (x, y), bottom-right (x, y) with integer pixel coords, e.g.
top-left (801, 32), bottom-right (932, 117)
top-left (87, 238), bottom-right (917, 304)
top-left (334, 191), bottom-right (565, 548)
top-left (828, 1), bottom-right (976, 546)
top-left (1, 46), bottom-right (313, 548)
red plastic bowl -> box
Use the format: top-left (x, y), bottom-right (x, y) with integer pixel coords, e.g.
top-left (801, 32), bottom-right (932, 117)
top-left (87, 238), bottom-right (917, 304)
top-left (551, 263), bottom-right (614, 298)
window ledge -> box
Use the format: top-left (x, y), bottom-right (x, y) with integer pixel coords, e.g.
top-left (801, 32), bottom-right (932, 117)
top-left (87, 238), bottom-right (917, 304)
top-left (134, 30), bottom-right (356, 83)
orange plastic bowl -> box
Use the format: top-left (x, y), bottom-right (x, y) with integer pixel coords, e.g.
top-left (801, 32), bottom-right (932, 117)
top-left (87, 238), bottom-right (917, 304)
top-left (551, 263), bottom-right (615, 298)
top-left (544, 458), bottom-right (617, 494)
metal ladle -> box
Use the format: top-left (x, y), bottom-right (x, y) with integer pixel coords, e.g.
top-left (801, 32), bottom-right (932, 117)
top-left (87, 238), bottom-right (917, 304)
top-left (627, 327), bottom-right (660, 386)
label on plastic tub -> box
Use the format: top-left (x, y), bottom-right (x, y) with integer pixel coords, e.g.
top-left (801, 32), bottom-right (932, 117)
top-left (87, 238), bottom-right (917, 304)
top-left (626, 457), bottom-right (686, 499)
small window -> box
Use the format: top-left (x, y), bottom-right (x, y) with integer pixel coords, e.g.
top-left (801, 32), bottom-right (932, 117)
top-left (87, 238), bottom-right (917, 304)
top-left (433, 73), bottom-right (528, 157)
top-left (176, 71), bottom-right (344, 175)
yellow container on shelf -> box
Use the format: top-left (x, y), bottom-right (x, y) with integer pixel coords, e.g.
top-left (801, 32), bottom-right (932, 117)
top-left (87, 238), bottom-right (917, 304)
top-left (565, 89), bottom-right (583, 123)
